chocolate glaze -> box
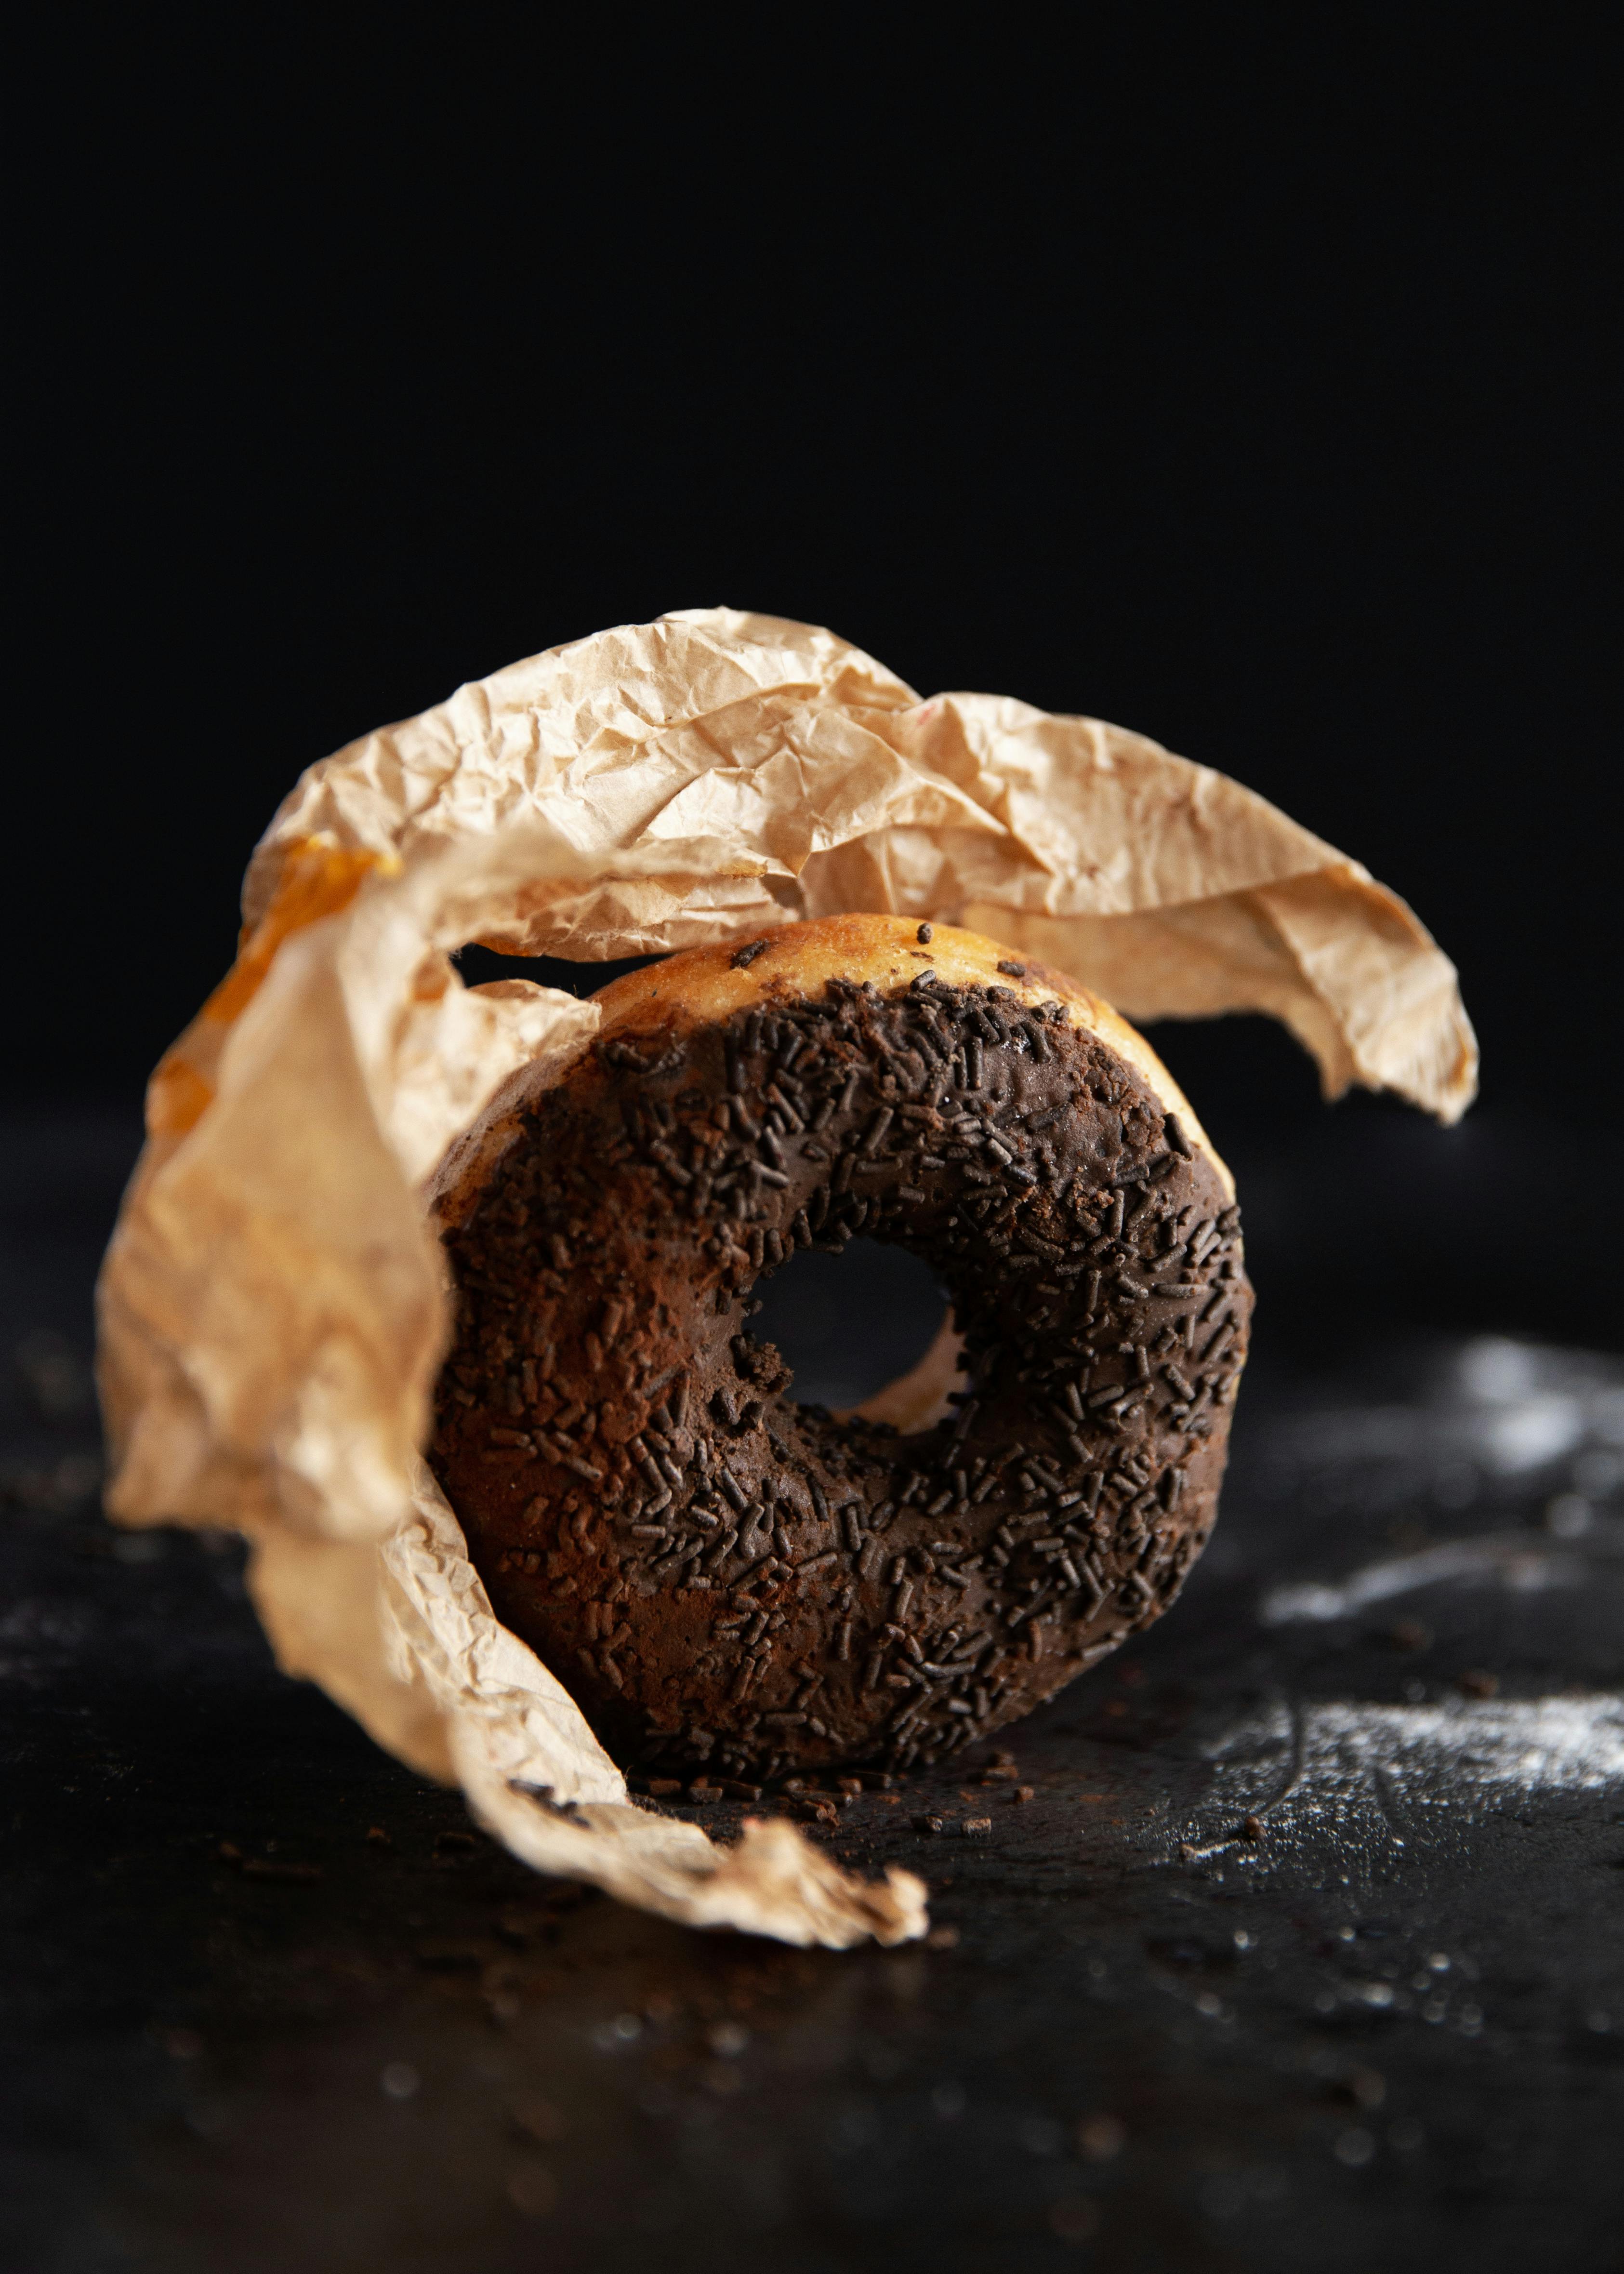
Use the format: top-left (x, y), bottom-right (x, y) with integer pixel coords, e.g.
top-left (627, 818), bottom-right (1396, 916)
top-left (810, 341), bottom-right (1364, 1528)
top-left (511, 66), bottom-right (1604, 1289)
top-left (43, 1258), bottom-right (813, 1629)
top-left (429, 967), bottom-right (1252, 1779)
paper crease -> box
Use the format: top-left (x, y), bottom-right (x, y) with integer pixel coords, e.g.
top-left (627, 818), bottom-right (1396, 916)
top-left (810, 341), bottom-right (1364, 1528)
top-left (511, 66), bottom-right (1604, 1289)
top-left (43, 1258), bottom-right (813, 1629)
top-left (96, 606), bottom-right (1473, 1949)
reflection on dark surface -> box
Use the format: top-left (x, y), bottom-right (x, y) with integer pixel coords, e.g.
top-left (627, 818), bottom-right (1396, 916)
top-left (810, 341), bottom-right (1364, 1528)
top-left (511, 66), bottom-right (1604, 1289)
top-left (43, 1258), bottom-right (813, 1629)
top-left (1, 1097), bottom-right (1621, 2273)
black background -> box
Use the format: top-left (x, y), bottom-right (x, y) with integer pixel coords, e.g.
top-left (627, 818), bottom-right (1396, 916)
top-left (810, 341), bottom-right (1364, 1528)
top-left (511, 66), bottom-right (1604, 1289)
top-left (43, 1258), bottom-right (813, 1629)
top-left (9, 9), bottom-right (1621, 1324)
top-left (6, 25), bottom-right (1624, 2270)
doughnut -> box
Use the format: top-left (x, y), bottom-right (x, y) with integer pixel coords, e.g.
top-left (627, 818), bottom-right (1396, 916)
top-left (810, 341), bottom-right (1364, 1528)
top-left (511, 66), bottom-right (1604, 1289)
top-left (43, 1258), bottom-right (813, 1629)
top-left (427, 915), bottom-right (1252, 1779)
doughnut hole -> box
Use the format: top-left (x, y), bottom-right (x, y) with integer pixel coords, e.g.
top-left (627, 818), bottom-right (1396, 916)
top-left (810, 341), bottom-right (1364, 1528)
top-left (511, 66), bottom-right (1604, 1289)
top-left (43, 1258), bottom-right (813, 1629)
top-left (750, 1238), bottom-right (950, 1414)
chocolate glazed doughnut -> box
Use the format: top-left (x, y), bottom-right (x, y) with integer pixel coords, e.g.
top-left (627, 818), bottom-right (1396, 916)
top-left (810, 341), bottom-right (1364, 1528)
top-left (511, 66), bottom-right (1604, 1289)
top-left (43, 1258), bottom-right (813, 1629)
top-left (428, 917), bottom-right (1252, 1780)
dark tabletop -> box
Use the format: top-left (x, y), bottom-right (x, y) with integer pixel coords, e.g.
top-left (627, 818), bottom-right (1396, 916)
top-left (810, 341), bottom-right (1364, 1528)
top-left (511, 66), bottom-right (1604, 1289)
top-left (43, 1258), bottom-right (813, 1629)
top-left (2, 1102), bottom-right (1621, 2274)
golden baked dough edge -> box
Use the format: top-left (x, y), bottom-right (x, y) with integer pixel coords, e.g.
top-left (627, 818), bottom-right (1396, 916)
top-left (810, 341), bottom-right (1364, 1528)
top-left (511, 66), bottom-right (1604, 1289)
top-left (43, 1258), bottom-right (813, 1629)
top-left (588, 915), bottom-right (1233, 1200)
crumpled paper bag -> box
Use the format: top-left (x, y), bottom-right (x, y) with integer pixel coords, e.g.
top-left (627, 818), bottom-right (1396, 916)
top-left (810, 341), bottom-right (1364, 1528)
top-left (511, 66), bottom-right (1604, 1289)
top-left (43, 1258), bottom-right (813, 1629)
top-left (96, 607), bottom-right (1475, 1948)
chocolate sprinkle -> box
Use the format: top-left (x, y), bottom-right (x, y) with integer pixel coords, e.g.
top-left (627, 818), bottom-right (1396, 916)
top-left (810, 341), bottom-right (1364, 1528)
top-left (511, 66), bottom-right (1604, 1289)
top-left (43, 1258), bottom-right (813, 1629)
top-left (429, 957), bottom-right (1251, 1779)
